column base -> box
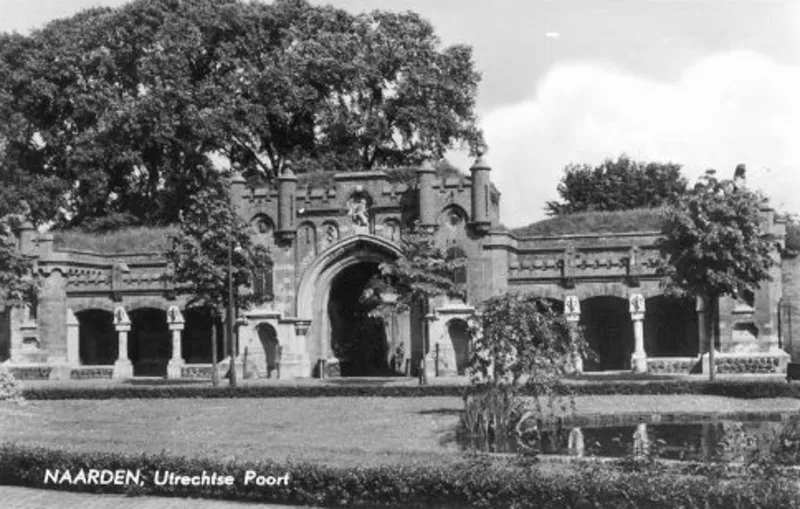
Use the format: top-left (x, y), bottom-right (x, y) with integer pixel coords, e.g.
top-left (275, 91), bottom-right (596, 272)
top-left (631, 353), bottom-right (648, 373)
top-left (424, 353), bottom-right (437, 379)
top-left (167, 359), bottom-right (185, 379)
top-left (113, 359), bottom-right (133, 379)
top-left (568, 355), bottom-right (584, 374)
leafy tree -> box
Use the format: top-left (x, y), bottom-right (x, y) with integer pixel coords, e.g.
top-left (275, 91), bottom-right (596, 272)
top-left (657, 170), bottom-right (777, 380)
top-left (0, 208), bottom-right (39, 311)
top-left (546, 155), bottom-right (688, 216)
top-left (464, 293), bottom-right (589, 442)
top-left (362, 226), bottom-right (466, 381)
top-left (0, 0), bottom-right (484, 228)
top-left (167, 177), bottom-right (270, 385)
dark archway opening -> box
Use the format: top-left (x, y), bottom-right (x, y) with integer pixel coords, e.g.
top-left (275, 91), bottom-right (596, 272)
top-left (0, 308), bottom-right (11, 362)
top-left (328, 262), bottom-right (391, 376)
top-left (645, 296), bottom-right (699, 357)
top-left (129, 308), bottom-right (170, 377)
top-left (257, 323), bottom-right (281, 378)
top-left (77, 309), bottom-right (117, 365)
top-left (447, 319), bottom-right (471, 375)
top-left (182, 307), bottom-right (224, 364)
top-left (581, 296), bottom-right (632, 371)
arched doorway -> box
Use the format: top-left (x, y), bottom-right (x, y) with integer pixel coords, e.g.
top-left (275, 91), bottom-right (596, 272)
top-left (580, 296), bottom-right (632, 371)
top-left (446, 318), bottom-right (471, 375)
top-left (328, 262), bottom-right (390, 376)
top-left (182, 307), bottom-right (224, 364)
top-left (256, 323), bottom-right (281, 378)
top-left (296, 234), bottom-right (410, 377)
top-left (77, 309), bottom-right (116, 365)
top-left (645, 295), bottom-right (698, 357)
top-left (129, 308), bottom-right (170, 376)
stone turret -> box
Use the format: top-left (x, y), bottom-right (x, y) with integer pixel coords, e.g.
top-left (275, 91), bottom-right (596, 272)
top-left (18, 220), bottom-right (36, 256)
top-left (417, 160), bottom-right (437, 230)
top-left (469, 156), bottom-right (492, 234)
top-left (230, 165), bottom-right (247, 211)
top-left (277, 162), bottom-right (298, 241)
top-left (733, 163), bottom-right (746, 190)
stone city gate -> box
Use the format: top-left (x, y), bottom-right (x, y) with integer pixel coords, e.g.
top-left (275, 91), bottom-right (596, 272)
top-left (1, 161), bottom-right (795, 379)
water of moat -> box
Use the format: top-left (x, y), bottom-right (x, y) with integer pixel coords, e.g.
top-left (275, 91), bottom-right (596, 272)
top-left (457, 412), bottom-right (800, 463)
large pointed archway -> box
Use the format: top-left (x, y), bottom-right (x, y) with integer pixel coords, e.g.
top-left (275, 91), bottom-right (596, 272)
top-left (296, 234), bottom-right (407, 376)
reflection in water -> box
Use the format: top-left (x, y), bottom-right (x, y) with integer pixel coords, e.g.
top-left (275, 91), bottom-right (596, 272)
top-left (458, 413), bottom-right (800, 463)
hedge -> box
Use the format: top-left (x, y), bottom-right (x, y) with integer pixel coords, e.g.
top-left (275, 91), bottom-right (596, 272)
top-left (0, 444), bottom-right (798, 508)
top-left (18, 380), bottom-right (800, 400)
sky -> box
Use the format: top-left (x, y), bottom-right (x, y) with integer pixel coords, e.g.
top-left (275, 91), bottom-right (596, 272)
top-left (2, 0), bottom-right (798, 227)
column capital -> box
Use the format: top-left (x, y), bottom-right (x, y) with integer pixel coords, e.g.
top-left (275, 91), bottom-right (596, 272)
top-left (113, 306), bottom-right (130, 327)
top-left (564, 295), bottom-right (581, 322)
top-left (628, 293), bottom-right (646, 316)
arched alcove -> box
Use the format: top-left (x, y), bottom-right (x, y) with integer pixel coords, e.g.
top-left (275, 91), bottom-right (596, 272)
top-left (580, 296), bottom-right (632, 371)
top-left (182, 307), bottom-right (224, 363)
top-left (446, 318), bottom-right (471, 375)
top-left (256, 323), bottom-right (281, 378)
top-left (296, 234), bottom-right (406, 376)
top-left (76, 309), bottom-right (117, 365)
top-left (644, 295), bottom-right (698, 357)
top-left (129, 307), bottom-right (170, 376)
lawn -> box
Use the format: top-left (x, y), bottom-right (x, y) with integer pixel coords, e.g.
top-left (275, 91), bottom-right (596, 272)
top-left (4, 395), bottom-right (800, 469)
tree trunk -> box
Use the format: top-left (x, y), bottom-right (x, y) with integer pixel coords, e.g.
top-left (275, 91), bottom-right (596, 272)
top-left (211, 313), bottom-right (219, 387)
top-left (709, 294), bottom-right (717, 382)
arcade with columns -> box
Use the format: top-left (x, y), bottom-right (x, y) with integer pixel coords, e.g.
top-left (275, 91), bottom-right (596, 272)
top-left (0, 160), bottom-right (795, 379)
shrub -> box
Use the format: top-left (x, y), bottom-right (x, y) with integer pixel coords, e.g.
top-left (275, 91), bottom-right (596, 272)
top-left (0, 364), bottom-right (24, 403)
top-left (17, 379), bottom-right (800, 400)
top-left (1, 444), bottom-right (799, 508)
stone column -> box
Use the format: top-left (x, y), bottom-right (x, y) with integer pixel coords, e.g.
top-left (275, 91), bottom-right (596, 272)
top-left (424, 313), bottom-right (439, 379)
top-left (568, 427), bottom-right (585, 457)
top-left (629, 293), bottom-right (647, 373)
top-left (564, 295), bottom-right (582, 373)
top-left (166, 305), bottom-right (185, 379)
top-left (113, 306), bottom-right (133, 379)
top-left (633, 423), bottom-right (649, 458)
top-left (65, 309), bottom-right (80, 366)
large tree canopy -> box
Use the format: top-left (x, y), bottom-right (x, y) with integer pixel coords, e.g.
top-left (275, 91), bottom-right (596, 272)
top-left (545, 155), bottom-right (688, 216)
top-left (0, 0), bottom-right (484, 228)
top-left (657, 169), bottom-right (777, 378)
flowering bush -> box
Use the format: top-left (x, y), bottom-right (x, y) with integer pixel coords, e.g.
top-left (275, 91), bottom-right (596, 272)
top-left (0, 364), bottom-right (24, 403)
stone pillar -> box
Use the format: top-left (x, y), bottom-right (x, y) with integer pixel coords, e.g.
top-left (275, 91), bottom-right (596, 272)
top-left (292, 320), bottom-right (312, 378)
top-left (629, 293), bottom-right (647, 373)
top-left (417, 161), bottom-right (437, 230)
top-left (565, 295), bottom-right (582, 373)
top-left (112, 306), bottom-right (133, 379)
top-left (65, 309), bottom-right (80, 366)
top-left (469, 157), bottom-right (492, 234)
top-left (424, 313), bottom-right (439, 379)
top-left (277, 163), bottom-right (298, 241)
top-left (568, 427), bottom-right (585, 457)
top-left (632, 423), bottom-right (649, 458)
top-left (166, 305), bottom-right (185, 379)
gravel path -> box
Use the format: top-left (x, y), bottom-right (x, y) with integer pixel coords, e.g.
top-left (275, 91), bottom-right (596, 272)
top-left (0, 486), bottom-right (319, 509)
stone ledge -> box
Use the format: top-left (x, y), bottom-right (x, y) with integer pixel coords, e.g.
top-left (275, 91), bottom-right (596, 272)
top-left (702, 351), bottom-right (790, 374)
top-left (70, 366), bottom-right (114, 380)
top-left (646, 357), bottom-right (698, 375)
top-left (6, 364), bottom-right (52, 380)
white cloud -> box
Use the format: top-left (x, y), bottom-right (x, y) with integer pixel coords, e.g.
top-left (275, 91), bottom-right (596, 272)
top-left (480, 52), bottom-right (800, 228)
